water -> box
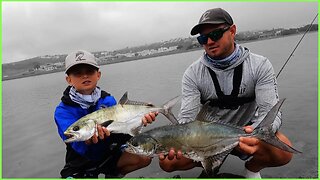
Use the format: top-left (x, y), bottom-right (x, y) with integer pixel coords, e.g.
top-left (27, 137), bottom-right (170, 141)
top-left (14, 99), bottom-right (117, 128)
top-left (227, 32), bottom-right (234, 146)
top-left (2, 32), bottom-right (317, 178)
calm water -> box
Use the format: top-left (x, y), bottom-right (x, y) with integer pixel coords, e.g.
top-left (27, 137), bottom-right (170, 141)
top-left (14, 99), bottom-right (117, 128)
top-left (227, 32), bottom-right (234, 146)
top-left (2, 32), bottom-right (318, 178)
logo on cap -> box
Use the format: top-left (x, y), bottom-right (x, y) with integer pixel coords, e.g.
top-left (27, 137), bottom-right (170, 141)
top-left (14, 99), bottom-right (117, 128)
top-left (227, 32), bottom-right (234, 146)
top-left (200, 11), bottom-right (211, 22)
top-left (75, 51), bottom-right (85, 61)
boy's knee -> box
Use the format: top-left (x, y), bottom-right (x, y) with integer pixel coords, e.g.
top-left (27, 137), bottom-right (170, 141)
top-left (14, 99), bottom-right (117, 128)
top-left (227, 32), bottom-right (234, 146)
top-left (139, 156), bottom-right (152, 168)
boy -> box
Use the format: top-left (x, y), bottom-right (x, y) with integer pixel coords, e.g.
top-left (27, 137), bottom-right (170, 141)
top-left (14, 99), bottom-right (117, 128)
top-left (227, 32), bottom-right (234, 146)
top-left (54, 50), bottom-right (154, 178)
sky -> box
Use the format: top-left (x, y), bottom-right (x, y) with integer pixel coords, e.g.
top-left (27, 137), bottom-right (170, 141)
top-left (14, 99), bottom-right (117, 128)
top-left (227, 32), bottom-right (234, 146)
top-left (2, 2), bottom-right (318, 64)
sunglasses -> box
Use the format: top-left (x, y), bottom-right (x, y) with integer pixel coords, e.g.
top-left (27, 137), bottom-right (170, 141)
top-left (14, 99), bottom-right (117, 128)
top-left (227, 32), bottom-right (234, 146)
top-left (197, 26), bottom-right (230, 45)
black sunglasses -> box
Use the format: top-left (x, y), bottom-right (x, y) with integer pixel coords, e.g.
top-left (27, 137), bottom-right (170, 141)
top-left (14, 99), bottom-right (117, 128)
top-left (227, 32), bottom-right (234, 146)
top-left (197, 26), bottom-right (230, 45)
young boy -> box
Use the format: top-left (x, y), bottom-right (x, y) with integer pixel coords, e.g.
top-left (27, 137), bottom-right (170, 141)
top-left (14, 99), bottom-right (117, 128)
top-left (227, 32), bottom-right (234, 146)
top-left (54, 50), bottom-right (154, 178)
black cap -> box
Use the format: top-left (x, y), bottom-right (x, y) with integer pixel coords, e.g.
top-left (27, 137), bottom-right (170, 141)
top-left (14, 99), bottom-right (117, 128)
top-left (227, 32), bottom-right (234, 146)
top-left (191, 8), bottom-right (233, 35)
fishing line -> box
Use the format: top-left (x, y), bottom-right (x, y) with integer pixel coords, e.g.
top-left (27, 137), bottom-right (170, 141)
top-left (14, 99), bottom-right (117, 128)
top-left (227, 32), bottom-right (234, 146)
top-left (276, 13), bottom-right (318, 79)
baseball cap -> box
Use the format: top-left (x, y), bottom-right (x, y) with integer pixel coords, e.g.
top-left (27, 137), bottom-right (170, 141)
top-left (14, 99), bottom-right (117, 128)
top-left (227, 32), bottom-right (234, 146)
top-left (191, 8), bottom-right (234, 35)
top-left (65, 50), bottom-right (99, 74)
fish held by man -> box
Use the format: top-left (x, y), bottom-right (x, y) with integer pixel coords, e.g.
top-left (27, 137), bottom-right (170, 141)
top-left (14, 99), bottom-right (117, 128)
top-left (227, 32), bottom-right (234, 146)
top-left (64, 92), bottom-right (180, 143)
top-left (125, 99), bottom-right (301, 176)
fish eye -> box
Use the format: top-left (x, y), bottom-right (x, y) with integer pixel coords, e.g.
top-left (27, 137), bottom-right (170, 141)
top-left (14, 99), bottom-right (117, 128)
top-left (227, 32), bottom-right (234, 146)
top-left (131, 141), bottom-right (138, 147)
top-left (73, 126), bottom-right (80, 131)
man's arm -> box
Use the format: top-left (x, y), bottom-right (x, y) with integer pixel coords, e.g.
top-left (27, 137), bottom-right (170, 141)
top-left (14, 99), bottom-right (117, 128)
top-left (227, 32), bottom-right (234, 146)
top-left (253, 57), bottom-right (281, 132)
top-left (178, 68), bottom-right (202, 123)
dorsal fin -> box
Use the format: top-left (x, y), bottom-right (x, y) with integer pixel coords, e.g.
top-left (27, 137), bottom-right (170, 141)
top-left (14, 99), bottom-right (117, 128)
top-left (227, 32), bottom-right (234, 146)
top-left (118, 92), bottom-right (154, 106)
top-left (195, 101), bottom-right (246, 130)
top-left (118, 92), bottom-right (129, 105)
top-left (126, 100), bottom-right (154, 107)
top-left (195, 101), bottom-right (220, 122)
top-left (217, 101), bottom-right (257, 127)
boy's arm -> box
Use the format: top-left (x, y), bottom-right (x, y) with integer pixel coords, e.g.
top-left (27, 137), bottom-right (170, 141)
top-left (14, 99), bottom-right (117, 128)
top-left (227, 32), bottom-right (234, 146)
top-left (54, 105), bottom-right (88, 156)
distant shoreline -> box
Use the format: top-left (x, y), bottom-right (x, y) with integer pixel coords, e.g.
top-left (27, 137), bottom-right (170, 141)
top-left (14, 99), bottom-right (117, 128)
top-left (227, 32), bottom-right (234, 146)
top-left (2, 33), bottom-right (311, 82)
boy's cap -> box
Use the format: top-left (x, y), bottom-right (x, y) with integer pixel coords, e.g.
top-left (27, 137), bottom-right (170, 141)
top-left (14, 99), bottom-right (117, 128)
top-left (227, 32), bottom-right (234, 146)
top-left (65, 50), bottom-right (99, 73)
top-left (191, 8), bottom-right (233, 35)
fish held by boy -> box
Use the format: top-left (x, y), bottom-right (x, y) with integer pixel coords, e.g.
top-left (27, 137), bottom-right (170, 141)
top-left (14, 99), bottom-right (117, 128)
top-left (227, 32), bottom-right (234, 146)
top-left (64, 92), bottom-right (180, 143)
top-left (125, 99), bottom-right (301, 176)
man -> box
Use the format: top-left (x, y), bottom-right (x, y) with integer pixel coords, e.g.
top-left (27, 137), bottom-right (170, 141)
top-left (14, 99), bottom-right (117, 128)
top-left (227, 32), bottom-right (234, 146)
top-left (157, 8), bottom-right (293, 178)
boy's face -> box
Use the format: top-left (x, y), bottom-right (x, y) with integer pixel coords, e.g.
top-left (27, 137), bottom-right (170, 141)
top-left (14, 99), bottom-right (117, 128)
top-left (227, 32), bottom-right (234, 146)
top-left (66, 64), bottom-right (101, 95)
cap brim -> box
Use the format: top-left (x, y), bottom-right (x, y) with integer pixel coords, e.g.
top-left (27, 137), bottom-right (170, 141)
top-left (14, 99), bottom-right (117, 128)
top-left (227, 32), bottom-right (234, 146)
top-left (190, 21), bottom-right (227, 35)
top-left (65, 62), bottom-right (99, 74)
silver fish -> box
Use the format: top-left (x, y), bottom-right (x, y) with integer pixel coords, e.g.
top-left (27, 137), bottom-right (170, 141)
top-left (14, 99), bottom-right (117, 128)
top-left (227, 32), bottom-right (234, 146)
top-left (125, 99), bottom-right (301, 176)
top-left (64, 92), bottom-right (179, 143)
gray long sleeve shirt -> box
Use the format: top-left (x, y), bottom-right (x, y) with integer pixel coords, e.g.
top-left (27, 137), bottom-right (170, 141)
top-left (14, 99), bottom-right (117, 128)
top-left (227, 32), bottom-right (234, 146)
top-left (178, 45), bottom-right (281, 132)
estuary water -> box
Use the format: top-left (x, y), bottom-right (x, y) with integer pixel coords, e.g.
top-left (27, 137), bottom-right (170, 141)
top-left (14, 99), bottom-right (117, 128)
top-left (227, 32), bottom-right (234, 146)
top-left (2, 32), bottom-right (317, 178)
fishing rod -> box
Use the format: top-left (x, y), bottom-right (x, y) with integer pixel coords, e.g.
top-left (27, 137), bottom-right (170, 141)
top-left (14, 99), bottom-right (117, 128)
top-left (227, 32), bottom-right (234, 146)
top-left (276, 13), bottom-right (318, 79)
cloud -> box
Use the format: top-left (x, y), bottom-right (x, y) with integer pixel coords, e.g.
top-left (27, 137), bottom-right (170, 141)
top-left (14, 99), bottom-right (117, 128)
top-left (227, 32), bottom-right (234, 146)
top-left (2, 2), bottom-right (318, 63)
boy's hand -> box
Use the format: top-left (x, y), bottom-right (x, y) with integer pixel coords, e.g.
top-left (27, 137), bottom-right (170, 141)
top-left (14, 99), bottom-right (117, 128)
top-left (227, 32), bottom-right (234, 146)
top-left (85, 125), bottom-right (110, 145)
top-left (142, 112), bottom-right (158, 126)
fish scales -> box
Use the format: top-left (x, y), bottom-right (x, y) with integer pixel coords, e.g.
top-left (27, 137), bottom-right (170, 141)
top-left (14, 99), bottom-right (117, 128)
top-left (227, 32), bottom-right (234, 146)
top-left (126, 99), bottom-right (301, 176)
top-left (63, 92), bottom-right (180, 143)
top-left (136, 120), bottom-right (243, 158)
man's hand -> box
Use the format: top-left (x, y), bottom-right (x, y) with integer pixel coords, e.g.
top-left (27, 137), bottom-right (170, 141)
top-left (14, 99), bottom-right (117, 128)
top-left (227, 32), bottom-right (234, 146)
top-left (238, 126), bottom-right (294, 172)
top-left (142, 112), bottom-right (158, 126)
top-left (158, 148), bottom-right (200, 172)
top-left (85, 125), bottom-right (110, 145)
top-left (238, 126), bottom-right (260, 155)
top-left (159, 148), bottom-right (183, 161)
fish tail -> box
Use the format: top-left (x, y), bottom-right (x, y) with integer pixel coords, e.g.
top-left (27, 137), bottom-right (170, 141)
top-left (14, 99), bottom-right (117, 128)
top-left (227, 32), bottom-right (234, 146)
top-left (255, 128), bottom-right (302, 154)
top-left (254, 99), bottom-right (301, 154)
top-left (160, 96), bottom-right (180, 125)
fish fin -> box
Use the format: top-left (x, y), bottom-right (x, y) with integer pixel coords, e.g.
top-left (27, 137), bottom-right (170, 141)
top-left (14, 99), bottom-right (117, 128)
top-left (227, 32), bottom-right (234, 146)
top-left (227, 101), bottom-right (258, 126)
top-left (126, 100), bottom-right (154, 106)
top-left (252, 99), bottom-right (301, 154)
top-left (256, 99), bottom-right (286, 128)
top-left (118, 92), bottom-right (129, 106)
top-left (196, 101), bottom-right (258, 126)
top-left (160, 95), bottom-right (180, 125)
top-left (202, 149), bottom-right (232, 176)
top-left (100, 120), bottom-right (114, 127)
top-left (118, 92), bottom-right (154, 106)
top-left (194, 102), bottom-right (239, 129)
top-left (256, 126), bottom-right (302, 154)
top-left (195, 101), bottom-right (220, 123)
top-left (130, 126), bottom-right (144, 136)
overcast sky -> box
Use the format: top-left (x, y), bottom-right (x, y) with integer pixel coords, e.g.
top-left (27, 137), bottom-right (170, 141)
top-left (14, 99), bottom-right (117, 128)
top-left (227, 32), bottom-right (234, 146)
top-left (2, 2), bottom-right (318, 64)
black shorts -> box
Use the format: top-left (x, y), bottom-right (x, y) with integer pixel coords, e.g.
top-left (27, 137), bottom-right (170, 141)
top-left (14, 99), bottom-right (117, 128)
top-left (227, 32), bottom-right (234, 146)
top-left (60, 133), bottom-right (132, 178)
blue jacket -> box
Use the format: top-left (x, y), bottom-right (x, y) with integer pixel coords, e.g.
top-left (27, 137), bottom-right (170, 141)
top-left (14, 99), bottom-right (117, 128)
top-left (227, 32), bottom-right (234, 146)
top-left (54, 86), bottom-right (117, 160)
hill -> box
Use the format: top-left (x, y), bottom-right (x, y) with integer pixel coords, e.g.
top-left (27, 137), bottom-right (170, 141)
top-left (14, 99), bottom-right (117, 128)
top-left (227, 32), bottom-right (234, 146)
top-left (2, 24), bottom-right (317, 81)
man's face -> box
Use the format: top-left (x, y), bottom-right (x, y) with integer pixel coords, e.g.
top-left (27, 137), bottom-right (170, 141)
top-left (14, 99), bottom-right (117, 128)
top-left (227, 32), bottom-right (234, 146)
top-left (199, 24), bottom-right (236, 59)
top-left (66, 64), bottom-right (101, 95)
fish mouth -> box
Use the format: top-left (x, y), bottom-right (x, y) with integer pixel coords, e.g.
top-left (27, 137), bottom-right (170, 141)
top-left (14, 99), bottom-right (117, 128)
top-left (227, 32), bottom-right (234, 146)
top-left (124, 144), bottom-right (137, 154)
top-left (124, 143), bottom-right (154, 157)
top-left (64, 132), bottom-right (78, 143)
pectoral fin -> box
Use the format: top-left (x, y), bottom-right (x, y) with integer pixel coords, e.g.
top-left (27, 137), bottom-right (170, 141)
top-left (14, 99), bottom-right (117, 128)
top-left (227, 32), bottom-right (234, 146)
top-left (130, 125), bottom-right (143, 136)
top-left (101, 120), bottom-right (114, 127)
top-left (201, 149), bottom-right (233, 177)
